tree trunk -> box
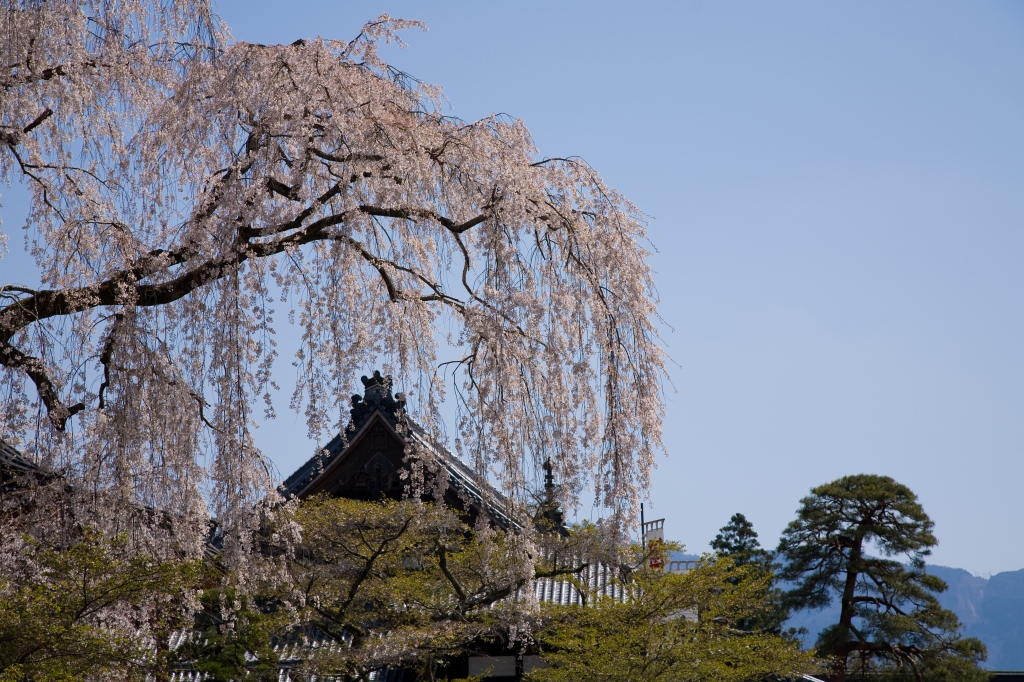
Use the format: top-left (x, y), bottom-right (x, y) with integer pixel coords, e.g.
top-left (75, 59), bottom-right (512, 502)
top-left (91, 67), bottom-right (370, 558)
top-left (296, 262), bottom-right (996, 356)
top-left (832, 538), bottom-right (863, 682)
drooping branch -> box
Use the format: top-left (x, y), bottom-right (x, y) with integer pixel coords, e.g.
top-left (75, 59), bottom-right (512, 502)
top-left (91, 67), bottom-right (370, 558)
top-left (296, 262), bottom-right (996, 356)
top-left (0, 108), bottom-right (54, 147)
top-left (95, 312), bottom-right (124, 410)
top-left (21, 107), bottom-right (53, 135)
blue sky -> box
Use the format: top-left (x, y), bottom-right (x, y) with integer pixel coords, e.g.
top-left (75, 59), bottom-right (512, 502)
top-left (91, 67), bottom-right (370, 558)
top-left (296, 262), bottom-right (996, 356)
top-left (3, 1), bottom-right (1021, 574)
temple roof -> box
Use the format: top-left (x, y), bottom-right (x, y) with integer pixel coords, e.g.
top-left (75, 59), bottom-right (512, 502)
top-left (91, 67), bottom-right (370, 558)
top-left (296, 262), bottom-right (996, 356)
top-left (0, 437), bottom-right (48, 503)
top-left (0, 438), bottom-right (35, 473)
top-left (280, 372), bottom-right (515, 529)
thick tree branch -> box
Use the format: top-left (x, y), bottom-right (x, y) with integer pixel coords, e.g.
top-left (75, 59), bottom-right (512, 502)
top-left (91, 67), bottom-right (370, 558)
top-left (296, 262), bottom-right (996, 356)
top-left (0, 195), bottom-right (488, 426)
top-left (338, 515), bottom-right (413, 616)
top-left (358, 205), bottom-right (487, 235)
top-left (22, 107), bottom-right (54, 134)
top-left (0, 339), bottom-right (84, 430)
top-left (459, 560), bottom-right (588, 610)
top-left (435, 542), bottom-right (469, 603)
top-left (0, 193), bottom-right (492, 345)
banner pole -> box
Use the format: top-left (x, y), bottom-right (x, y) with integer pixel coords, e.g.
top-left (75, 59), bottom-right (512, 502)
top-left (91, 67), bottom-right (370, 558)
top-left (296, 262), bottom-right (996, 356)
top-left (640, 502), bottom-right (645, 551)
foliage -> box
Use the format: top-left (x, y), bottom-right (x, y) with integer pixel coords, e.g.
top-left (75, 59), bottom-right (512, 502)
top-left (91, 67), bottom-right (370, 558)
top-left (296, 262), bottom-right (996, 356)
top-left (711, 512), bottom-right (773, 569)
top-left (0, 498), bottom-right (818, 682)
top-left (259, 496), bottom-right (592, 680)
top-left (871, 637), bottom-right (990, 682)
top-left (0, 0), bottom-right (666, 560)
top-left (710, 512), bottom-right (790, 634)
top-left (168, 586), bottom-right (290, 682)
top-left (0, 528), bottom-right (201, 682)
top-left (529, 556), bottom-right (816, 682)
top-left (777, 474), bottom-right (987, 682)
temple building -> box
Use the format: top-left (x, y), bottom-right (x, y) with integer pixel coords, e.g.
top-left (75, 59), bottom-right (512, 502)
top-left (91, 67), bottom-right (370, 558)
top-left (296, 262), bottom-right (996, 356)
top-left (279, 370), bottom-right (514, 531)
top-left (279, 372), bottom-right (630, 611)
top-left (273, 372), bottom-right (629, 680)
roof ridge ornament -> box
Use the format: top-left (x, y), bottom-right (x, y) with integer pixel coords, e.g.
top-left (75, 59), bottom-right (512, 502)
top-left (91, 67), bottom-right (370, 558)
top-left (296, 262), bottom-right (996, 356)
top-left (349, 370), bottom-right (407, 434)
top-left (534, 457), bottom-right (569, 537)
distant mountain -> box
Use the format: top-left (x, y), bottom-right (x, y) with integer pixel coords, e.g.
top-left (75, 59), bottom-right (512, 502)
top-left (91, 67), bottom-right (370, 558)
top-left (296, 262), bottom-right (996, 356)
top-left (935, 565), bottom-right (1024, 670)
top-left (785, 565), bottom-right (1024, 670)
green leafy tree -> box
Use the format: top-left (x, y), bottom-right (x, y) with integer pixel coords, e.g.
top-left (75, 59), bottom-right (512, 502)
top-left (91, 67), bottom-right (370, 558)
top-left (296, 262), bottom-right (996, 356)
top-left (136, 495), bottom-right (612, 681)
top-left (0, 529), bottom-right (200, 682)
top-left (777, 474), bottom-right (987, 682)
top-left (529, 556), bottom-right (816, 682)
top-left (265, 496), bottom-right (594, 680)
top-left (169, 587), bottom-right (288, 682)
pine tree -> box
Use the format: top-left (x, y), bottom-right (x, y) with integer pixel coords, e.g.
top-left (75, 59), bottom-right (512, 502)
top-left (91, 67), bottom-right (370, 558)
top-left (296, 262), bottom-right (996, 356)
top-left (711, 512), bottom-right (772, 569)
top-left (710, 512), bottom-right (787, 634)
top-left (777, 474), bottom-right (987, 682)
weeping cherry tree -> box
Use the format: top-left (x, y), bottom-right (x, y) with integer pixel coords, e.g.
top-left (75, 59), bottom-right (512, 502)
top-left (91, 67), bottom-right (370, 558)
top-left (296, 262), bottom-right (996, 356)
top-left (0, 1), bottom-right (666, 562)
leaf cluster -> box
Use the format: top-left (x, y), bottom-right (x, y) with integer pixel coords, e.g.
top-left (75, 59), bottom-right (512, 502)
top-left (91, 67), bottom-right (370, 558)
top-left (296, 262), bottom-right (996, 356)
top-left (0, 528), bottom-right (202, 682)
top-left (169, 586), bottom-right (290, 682)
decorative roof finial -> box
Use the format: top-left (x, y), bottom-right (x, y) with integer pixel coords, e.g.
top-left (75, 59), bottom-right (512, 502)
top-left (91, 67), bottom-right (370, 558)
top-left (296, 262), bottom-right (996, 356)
top-left (534, 457), bottom-right (568, 537)
top-left (348, 370), bottom-right (407, 433)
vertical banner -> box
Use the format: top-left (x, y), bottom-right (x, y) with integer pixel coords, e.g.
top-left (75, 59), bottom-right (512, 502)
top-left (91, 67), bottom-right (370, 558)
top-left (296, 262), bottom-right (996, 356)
top-left (643, 518), bottom-right (665, 569)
